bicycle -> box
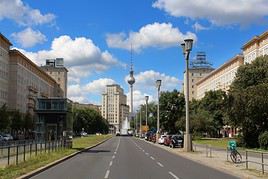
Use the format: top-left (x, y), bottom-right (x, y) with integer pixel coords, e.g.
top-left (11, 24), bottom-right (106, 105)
top-left (230, 148), bottom-right (242, 163)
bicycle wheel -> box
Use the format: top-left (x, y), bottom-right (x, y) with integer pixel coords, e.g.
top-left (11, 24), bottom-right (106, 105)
top-left (230, 152), bottom-right (236, 163)
top-left (235, 151), bottom-right (242, 163)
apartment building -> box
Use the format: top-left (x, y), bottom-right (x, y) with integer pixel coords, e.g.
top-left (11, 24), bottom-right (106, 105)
top-left (101, 84), bottom-right (129, 133)
top-left (182, 52), bottom-right (214, 101)
top-left (196, 55), bottom-right (244, 100)
top-left (0, 33), bottom-right (63, 114)
top-left (8, 50), bottom-right (62, 114)
top-left (0, 34), bottom-right (12, 107)
top-left (242, 31), bottom-right (268, 64)
top-left (40, 58), bottom-right (68, 97)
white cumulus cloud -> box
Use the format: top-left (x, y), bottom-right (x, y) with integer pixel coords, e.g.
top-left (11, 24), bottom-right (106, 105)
top-left (68, 78), bottom-right (116, 103)
top-left (16, 35), bottom-right (123, 84)
top-left (153, 0), bottom-right (268, 26)
top-left (0, 0), bottom-right (55, 26)
top-left (11, 28), bottom-right (46, 48)
top-left (192, 22), bottom-right (210, 32)
top-left (126, 90), bottom-right (153, 111)
top-left (128, 70), bottom-right (181, 92)
top-left (106, 22), bottom-right (196, 51)
top-left (84, 78), bottom-right (116, 94)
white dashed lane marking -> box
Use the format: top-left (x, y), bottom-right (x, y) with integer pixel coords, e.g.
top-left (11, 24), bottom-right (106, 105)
top-left (169, 171), bottom-right (180, 179)
top-left (157, 162), bottom-right (164, 167)
top-left (150, 156), bottom-right (155, 160)
top-left (104, 170), bottom-right (110, 179)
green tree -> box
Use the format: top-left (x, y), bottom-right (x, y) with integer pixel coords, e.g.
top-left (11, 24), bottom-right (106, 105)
top-left (159, 90), bottom-right (185, 134)
top-left (227, 56), bottom-right (268, 147)
top-left (0, 104), bottom-right (10, 131)
top-left (199, 90), bottom-right (227, 137)
top-left (10, 110), bottom-right (23, 131)
top-left (73, 108), bottom-right (109, 135)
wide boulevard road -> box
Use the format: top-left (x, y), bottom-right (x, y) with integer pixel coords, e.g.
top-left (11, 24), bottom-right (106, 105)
top-left (31, 137), bottom-right (239, 179)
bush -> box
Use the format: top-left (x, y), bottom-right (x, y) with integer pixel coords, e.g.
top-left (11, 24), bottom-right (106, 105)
top-left (258, 131), bottom-right (268, 149)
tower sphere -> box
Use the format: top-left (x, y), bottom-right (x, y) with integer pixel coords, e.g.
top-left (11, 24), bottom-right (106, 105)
top-left (128, 71), bottom-right (135, 85)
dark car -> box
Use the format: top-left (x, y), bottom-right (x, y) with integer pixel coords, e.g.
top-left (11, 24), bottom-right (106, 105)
top-left (145, 131), bottom-right (152, 141)
top-left (163, 135), bottom-right (172, 146)
top-left (170, 135), bottom-right (183, 148)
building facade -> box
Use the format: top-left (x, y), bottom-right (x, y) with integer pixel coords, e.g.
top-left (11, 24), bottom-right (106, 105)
top-left (196, 55), bottom-right (244, 100)
top-left (183, 52), bottom-right (214, 101)
top-left (0, 34), bottom-right (12, 107)
top-left (8, 50), bottom-right (62, 114)
top-left (242, 31), bottom-right (268, 64)
top-left (101, 84), bottom-right (129, 133)
top-left (40, 58), bottom-right (68, 97)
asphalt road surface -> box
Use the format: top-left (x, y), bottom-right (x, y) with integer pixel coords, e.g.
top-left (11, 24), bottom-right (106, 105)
top-left (31, 137), bottom-right (239, 179)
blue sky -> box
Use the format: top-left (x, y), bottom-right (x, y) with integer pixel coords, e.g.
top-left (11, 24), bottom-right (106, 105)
top-left (1, 0), bottom-right (268, 108)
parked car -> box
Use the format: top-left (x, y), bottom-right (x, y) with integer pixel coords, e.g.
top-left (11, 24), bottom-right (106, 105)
top-left (158, 135), bottom-right (167, 144)
top-left (163, 135), bottom-right (172, 146)
top-left (2, 134), bottom-right (13, 141)
top-left (80, 131), bottom-right (88, 137)
top-left (170, 135), bottom-right (183, 148)
top-left (145, 131), bottom-right (152, 141)
top-left (151, 133), bottom-right (156, 143)
top-left (116, 132), bottom-right (120, 136)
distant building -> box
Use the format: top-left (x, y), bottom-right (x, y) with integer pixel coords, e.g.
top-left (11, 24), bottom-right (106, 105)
top-left (101, 84), bottom-right (129, 133)
top-left (242, 30), bottom-right (268, 64)
top-left (196, 55), bottom-right (244, 100)
top-left (73, 102), bottom-right (101, 113)
top-left (182, 52), bottom-right (214, 101)
top-left (41, 58), bottom-right (68, 97)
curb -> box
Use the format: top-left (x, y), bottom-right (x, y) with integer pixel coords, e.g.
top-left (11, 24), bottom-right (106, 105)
top-left (17, 136), bottom-right (112, 179)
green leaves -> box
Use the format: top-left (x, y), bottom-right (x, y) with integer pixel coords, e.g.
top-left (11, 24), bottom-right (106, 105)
top-left (73, 108), bottom-right (109, 134)
top-left (228, 56), bottom-right (268, 147)
top-left (159, 90), bottom-right (185, 134)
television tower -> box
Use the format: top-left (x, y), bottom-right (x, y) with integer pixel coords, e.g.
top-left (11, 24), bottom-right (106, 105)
top-left (127, 45), bottom-right (135, 121)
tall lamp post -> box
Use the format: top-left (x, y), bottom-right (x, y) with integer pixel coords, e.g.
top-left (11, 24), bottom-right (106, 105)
top-left (181, 39), bottom-right (194, 152)
top-left (145, 96), bottom-right (149, 130)
top-left (155, 80), bottom-right (161, 140)
top-left (139, 105), bottom-right (142, 138)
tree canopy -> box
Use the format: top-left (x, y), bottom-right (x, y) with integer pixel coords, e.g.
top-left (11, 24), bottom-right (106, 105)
top-left (227, 56), bottom-right (268, 147)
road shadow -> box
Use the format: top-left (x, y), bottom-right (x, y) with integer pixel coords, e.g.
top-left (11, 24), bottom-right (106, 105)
top-left (82, 149), bottom-right (111, 153)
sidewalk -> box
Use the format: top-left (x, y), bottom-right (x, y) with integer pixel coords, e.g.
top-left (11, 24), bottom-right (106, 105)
top-left (147, 141), bottom-right (268, 179)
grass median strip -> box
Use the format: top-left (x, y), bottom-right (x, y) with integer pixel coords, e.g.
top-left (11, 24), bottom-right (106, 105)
top-left (0, 135), bottom-right (112, 179)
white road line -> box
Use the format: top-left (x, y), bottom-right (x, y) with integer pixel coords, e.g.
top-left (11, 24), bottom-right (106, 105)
top-left (142, 149), bottom-right (145, 152)
top-left (104, 170), bottom-right (110, 179)
top-left (145, 152), bottom-right (149, 155)
top-left (114, 152), bottom-right (117, 154)
top-left (150, 156), bottom-right (155, 160)
top-left (112, 155), bottom-right (115, 159)
top-left (169, 171), bottom-right (180, 179)
top-left (109, 161), bottom-right (113, 166)
top-left (157, 162), bottom-right (164, 167)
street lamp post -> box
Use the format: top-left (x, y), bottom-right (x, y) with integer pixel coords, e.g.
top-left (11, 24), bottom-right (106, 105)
top-left (181, 38), bottom-right (194, 152)
top-left (136, 110), bottom-right (138, 135)
top-left (145, 96), bottom-right (149, 130)
top-left (139, 106), bottom-right (142, 138)
top-left (155, 80), bottom-right (161, 140)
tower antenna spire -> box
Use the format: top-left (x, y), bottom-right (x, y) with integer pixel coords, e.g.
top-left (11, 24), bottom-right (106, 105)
top-left (130, 43), bottom-right (133, 71)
